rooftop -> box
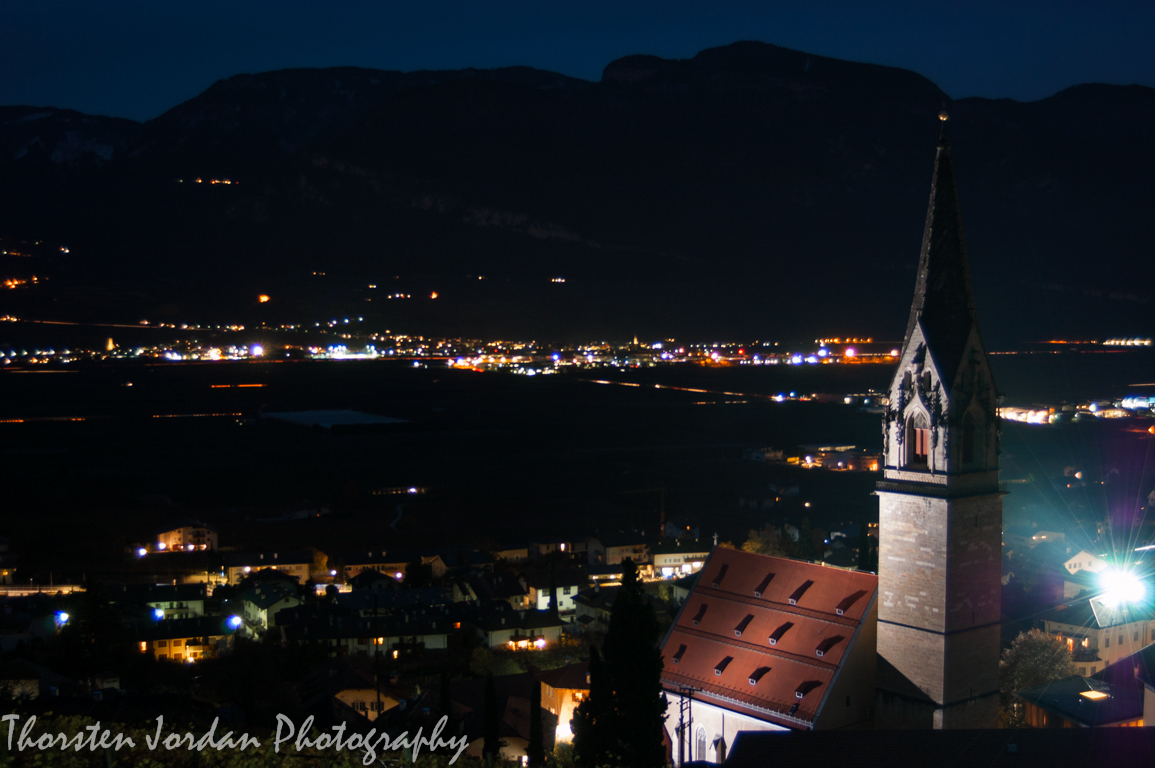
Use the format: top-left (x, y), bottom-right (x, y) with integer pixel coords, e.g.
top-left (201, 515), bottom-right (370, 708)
top-left (660, 547), bottom-right (876, 729)
top-left (1015, 675), bottom-right (1142, 727)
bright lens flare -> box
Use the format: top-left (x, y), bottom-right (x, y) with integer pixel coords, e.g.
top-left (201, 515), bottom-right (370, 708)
top-left (1099, 568), bottom-right (1146, 607)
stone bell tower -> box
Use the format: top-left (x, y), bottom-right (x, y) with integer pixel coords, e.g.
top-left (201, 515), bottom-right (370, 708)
top-left (875, 119), bottom-right (1002, 729)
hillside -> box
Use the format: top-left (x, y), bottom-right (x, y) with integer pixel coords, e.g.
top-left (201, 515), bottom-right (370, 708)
top-left (1, 41), bottom-right (1152, 344)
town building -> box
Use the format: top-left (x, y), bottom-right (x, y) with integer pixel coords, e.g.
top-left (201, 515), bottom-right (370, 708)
top-left (649, 539), bottom-right (711, 579)
top-left (660, 547), bottom-right (878, 764)
top-left (1037, 597), bottom-right (1155, 676)
top-left (236, 581), bottom-right (301, 632)
top-left (521, 570), bottom-right (587, 613)
top-left (341, 551), bottom-right (448, 581)
top-left (538, 661), bottom-right (589, 742)
top-left (153, 519), bottom-right (218, 552)
top-left (136, 616), bottom-right (234, 662)
top-left (875, 122), bottom-right (1003, 729)
top-left (224, 551), bottom-right (315, 584)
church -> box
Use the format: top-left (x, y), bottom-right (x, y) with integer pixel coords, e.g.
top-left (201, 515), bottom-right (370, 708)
top-left (660, 119), bottom-right (1003, 762)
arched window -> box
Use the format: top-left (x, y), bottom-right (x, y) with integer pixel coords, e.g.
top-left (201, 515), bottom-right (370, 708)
top-left (696, 727), bottom-right (707, 762)
top-left (906, 413), bottom-right (929, 468)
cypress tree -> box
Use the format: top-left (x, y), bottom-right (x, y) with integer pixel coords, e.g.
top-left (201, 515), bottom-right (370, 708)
top-left (528, 673), bottom-right (545, 767)
top-left (601, 558), bottom-right (668, 768)
top-left (798, 516), bottom-right (815, 561)
top-left (439, 670), bottom-right (452, 720)
top-left (548, 560), bottom-right (559, 618)
top-left (483, 673), bottom-right (500, 767)
top-left (571, 646), bottom-right (612, 768)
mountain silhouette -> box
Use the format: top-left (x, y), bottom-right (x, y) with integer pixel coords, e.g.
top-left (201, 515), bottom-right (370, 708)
top-left (1, 41), bottom-right (1151, 345)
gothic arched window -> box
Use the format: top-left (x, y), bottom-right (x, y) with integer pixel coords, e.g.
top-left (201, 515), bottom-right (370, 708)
top-left (906, 413), bottom-right (929, 468)
top-left (696, 727), bottom-right (707, 762)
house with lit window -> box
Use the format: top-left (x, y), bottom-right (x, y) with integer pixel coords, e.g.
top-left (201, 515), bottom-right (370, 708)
top-left (492, 544), bottom-right (530, 563)
top-left (1015, 676), bottom-right (1144, 728)
top-left (661, 547), bottom-right (878, 765)
top-left (137, 616), bottom-right (235, 662)
top-left (341, 551), bottom-right (448, 581)
top-left (1016, 640), bottom-right (1155, 728)
top-left (455, 571), bottom-right (531, 609)
top-left (1064, 550), bottom-right (1108, 576)
top-left (574, 586), bottom-right (616, 633)
top-left (298, 657), bottom-right (410, 722)
top-left (116, 583), bottom-right (209, 621)
top-left (153, 519), bottom-right (218, 552)
top-left (530, 538), bottom-right (577, 560)
top-left (1037, 598), bottom-right (1155, 676)
top-left (277, 602), bottom-right (452, 657)
top-left (649, 539), bottom-right (711, 579)
top-left (236, 581), bottom-right (301, 631)
top-left (520, 570), bottom-right (587, 613)
top-left (537, 661), bottom-right (589, 742)
top-left (462, 603), bottom-right (566, 649)
top-left (224, 551), bottom-right (315, 584)
top-left (587, 535), bottom-right (650, 566)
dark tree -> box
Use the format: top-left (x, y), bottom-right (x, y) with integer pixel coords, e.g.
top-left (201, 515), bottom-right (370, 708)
top-left (404, 555), bottom-right (431, 588)
top-left (857, 531), bottom-right (876, 572)
top-left (571, 646), bottom-right (612, 768)
top-left (798, 517), bottom-right (815, 561)
top-left (528, 672), bottom-right (545, 767)
top-left (439, 670), bottom-right (453, 720)
top-left (1000, 629), bottom-right (1077, 727)
top-left (601, 558), bottom-right (669, 768)
top-left (548, 560), bottom-right (559, 618)
top-left (483, 673), bottom-right (501, 766)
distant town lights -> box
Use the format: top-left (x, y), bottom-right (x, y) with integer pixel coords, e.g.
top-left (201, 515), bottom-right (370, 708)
top-left (1099, 568), bottom-right (1146, 607)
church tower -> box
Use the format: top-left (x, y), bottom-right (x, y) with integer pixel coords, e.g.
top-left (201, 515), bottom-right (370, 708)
top-left (875, 119), bottom-right (1002, 729)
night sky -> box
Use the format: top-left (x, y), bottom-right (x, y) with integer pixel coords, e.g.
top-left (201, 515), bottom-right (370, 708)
top-left (2, 1), bottom-right (1153, 122)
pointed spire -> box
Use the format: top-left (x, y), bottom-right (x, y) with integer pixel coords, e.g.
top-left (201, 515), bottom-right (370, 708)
top-left (902, 116), bottom-right (978, 388)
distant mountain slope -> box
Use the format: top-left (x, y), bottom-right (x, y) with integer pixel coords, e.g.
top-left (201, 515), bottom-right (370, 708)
top-left (0, 41), bottom-right (1151, 345)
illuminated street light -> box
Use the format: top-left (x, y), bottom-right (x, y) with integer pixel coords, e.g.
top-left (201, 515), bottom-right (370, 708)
top-left (153, 608), bottom-right (165, 620)
top-left (227, 615), bottom-right (243, 629)
top-left (1099, 568), bottom-right (1146, 607)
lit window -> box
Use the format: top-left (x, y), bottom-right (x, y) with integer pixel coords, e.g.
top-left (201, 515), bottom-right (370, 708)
top-left (905, 413), bottom-right (929, 467)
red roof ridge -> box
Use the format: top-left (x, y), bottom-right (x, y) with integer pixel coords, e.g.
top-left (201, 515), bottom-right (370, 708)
top-left (693, 586), bottom-right (862, 627)
top-left (671, 625), bottom-right (839, 672)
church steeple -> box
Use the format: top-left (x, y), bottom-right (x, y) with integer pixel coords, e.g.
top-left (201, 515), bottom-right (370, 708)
top-left (874, 119), bottom-right (1003, 729)
top-left (903, 120), bottom-right (978, 392)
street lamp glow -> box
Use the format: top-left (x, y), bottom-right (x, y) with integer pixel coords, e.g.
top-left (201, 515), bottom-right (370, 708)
top-left (153, 608), bottom-right (165, 620)
top-left (227, 615), bottom-right (243, 629)
top-left (1100, 568), bottom-right (1146, 607)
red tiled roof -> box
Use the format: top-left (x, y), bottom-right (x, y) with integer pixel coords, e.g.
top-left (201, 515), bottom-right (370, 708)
top-left (660, 548), bottom-right (876, 729)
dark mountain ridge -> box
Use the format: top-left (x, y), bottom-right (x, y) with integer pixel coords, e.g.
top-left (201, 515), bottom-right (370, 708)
top-left (1, 41), bottom-right (1152, 345)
